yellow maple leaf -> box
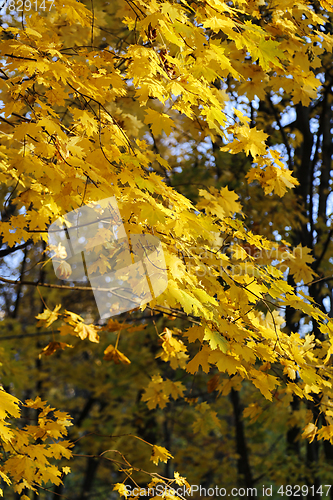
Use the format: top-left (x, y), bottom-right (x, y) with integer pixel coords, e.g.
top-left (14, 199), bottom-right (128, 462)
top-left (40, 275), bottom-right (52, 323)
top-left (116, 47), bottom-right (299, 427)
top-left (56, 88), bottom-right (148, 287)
top-left (165, 252), bottom-right (187, 281)
top-left (317, 425), bottom-right (333, 442)
top-left (292, 84), bottom-right (319, 106)
top-left (283, 364), bottom-right (297, 381)
top-left (201, 106), bottom-right (226, 132)
top-left (36, 305), bottom-right (62, 328)
top-left (141, 375), bottom-right (185, 409)
top-left (113, 483), bottom-right (129, 498)
top-left (203, 327), bottom-right (229, 352)
top-left (150, 445), bottom-right (173, 466)
top-left (0, 388), bottom-right (21, 421)
top-left (144, 108), bottom-right (173, 136)
top-left (24, 396), bottom-right (47, 410)
top-left (39, 342), bottom-right (73, 357)
top-left (184, 325), bottom-right (205, 343)
top-left (186, 346), bottom-right (211, 373)
top-left (157, 329), bottom-right (188, 369)
top-left (103, 344), bottom-right (131, 364)
top-left (209, 350), bottom-right (242, 375)
top-left (250, 38), bottom-right (284, 71)
top-left (262, 163), bottom-right (299, 197)
top-left (302, 423), bottom-right (318, 443)
top-left (71, 109), bottom-right (98, 136)
top-left (250, 370), bottom-right (279, 400)
top-left (243, 403), bottom-right (263, 423)
top-left (74, 322), bottom-right (100, 343)
top-left (164, 379), bottom-right (185, 400)
top-left (192, 402), bottom-right (221, 435)
top-left (283, 245), bottom-right (317, 284)
top-left (219, 186), bottom-right (242, 216)
top-left (221, 126), bottom-right (268, 158)
top-left (158, 328), bottom-right (187, 358)
top-left (174, 471), bottom-right (190, 490)
top-left (141, 375), bottom-right (170, 410)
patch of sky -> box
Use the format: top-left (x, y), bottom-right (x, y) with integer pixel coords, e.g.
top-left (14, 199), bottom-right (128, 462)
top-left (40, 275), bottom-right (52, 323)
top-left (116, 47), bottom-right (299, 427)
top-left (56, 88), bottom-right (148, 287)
top-left (3, 250), bottom-right (25, 280)
top-left (323, 296), bottom-right (331, 315)
top-left (298, 317), bottom-right (313, 337)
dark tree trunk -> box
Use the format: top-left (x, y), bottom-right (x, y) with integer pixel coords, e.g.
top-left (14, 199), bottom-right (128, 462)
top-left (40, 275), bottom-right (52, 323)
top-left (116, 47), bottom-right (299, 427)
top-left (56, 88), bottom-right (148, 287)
top-left (230, 388), bottom-right (254, 487)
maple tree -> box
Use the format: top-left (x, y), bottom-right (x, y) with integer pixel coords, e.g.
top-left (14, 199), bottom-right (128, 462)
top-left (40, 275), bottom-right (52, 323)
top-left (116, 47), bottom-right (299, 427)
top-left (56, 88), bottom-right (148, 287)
top-left (1, 0), bottom-right (333, 497)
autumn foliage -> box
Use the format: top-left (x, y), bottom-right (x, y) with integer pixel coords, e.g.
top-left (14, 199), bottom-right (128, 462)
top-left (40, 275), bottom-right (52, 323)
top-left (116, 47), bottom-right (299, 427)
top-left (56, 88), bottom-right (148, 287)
top-left (1, 0), bottom-right (333, 497)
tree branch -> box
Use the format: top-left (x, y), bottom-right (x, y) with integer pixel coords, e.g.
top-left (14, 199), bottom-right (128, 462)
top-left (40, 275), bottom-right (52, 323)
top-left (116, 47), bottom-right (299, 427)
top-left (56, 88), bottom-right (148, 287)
top-left (0, 240), bottom-right (32, 259)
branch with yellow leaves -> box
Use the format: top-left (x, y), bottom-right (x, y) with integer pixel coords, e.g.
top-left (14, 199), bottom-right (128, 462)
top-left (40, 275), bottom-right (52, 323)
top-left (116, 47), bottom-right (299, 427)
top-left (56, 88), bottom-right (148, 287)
top-left (0, 275), bottom-right (201, 324)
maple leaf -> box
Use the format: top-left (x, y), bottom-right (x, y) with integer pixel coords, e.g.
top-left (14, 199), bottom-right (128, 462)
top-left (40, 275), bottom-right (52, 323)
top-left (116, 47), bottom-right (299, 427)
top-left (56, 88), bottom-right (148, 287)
top-left (186, 347), bottom-right (211, 374)
top-left (0, 470), bottom-right (11, 487)
top-left (74, 322), bottom-right (100, 343)
top-left (317, 425), bottom-right (333, 443)
top-left (174, 471), bottom-right (191, 490)
top-left (243, 403), bottom-right (263, 423)
top-left (282, 245), bottom-right (317, 284)
top-left (0, 389), bottom-right (21, 443)
top-left (201, 106), bottom-right (226, 132)
top-left (141, 375), bottom-right (185, 409)
top-left (144, 108), bottom-right (173, 136)
top-left (283, 364), bottom-right (297, 381)
top-left (219, 186), bottom-right (243, 216)
top-left (251, 38), bottom-right (284, 71)
top-left (103, 345), bottom-right (131, 364)
top-left (302, 423), bottom-right (318, 443)
top-left (141, 375), bottom-right (170, 410)
top-left (204, 327), bottom-right (229, 352)
top-left (292, 84), bottom-right (319, 106)
top-left (198, 186), bottom-right (242, 218)
top-left (164, 379), bottom-right (185, 400)
top-left (262, 163), bottom-right (299, 197)
top-left (157, 328), bottom-right (187, 361)
top-left (165, 252), bottom-right (187, 282)
top-left (250, 371), bottom-right (280, 400)
top-left (184, 325), bottom-right (205, 343)
top-left (71, 109), bottom-right (98, 136)
top-left (36, 305), bottom-right (62, 328)
top-left (192, 402), bottom-right (221, 436)
top-left (24, 396), bottom-right (47, 410)
top-left (150, 445), bottom-right (173, 466)
top-left (113, 484), bottom-right (129, 498)
top-left (209, 351), bottom-right (242, 375)
top-left (39, 342), bottom-right (73, 357)
top-left (221, 126), bottom-right (269, 158)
